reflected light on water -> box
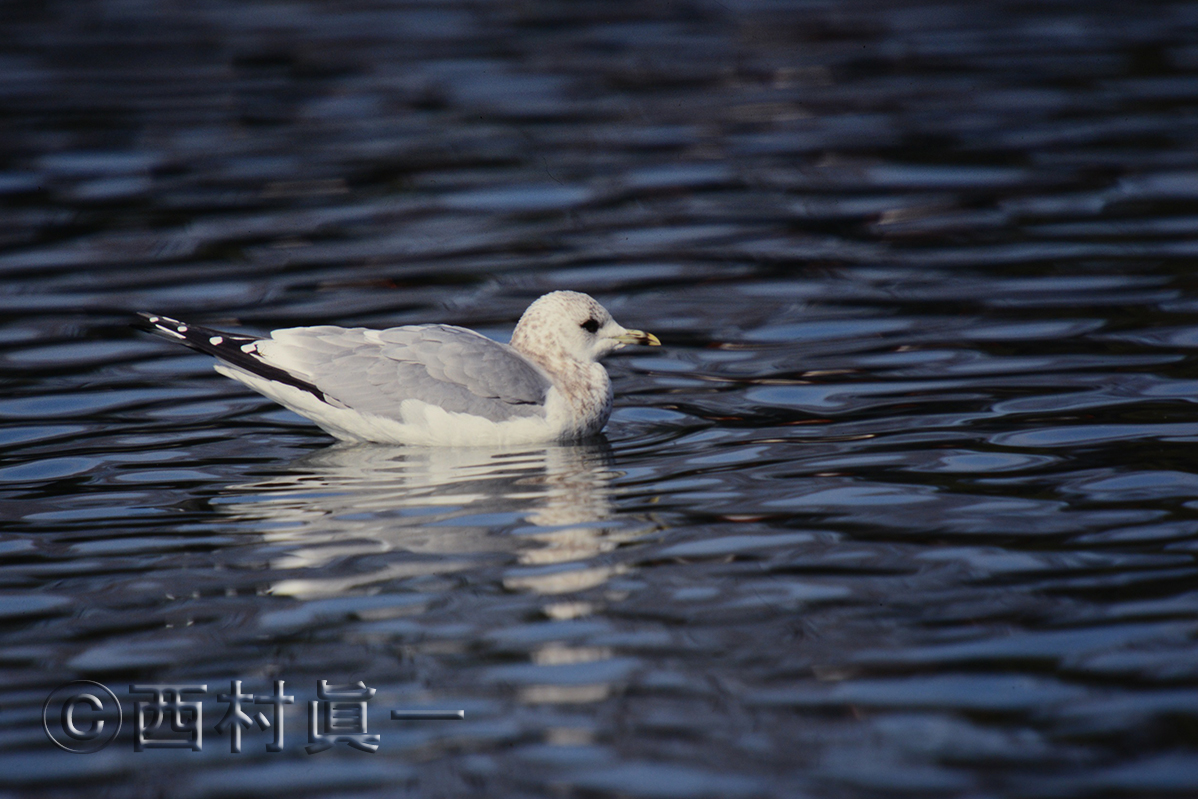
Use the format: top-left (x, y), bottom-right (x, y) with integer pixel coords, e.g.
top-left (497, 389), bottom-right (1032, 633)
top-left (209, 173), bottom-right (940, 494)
top-left (213, 441), bottom-right (635, 598)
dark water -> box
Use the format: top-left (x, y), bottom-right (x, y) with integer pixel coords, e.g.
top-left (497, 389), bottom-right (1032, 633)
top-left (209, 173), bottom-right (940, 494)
top-left (4, 0), bottom-right (1198, 796)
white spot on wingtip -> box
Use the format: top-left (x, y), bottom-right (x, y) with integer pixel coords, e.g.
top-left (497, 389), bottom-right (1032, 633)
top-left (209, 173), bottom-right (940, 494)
top-left (147, 315), bottom-right (160, 323)
top-left (177, 325), bottom-right (188, 333)
top-left (240, 343), bottom-right (258, 354)
top-left (209, 336), bottom-right (223, 345)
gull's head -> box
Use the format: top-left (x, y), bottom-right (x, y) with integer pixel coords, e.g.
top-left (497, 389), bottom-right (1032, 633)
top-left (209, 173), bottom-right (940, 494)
top-left (511, 291), bottom-right (661, 364)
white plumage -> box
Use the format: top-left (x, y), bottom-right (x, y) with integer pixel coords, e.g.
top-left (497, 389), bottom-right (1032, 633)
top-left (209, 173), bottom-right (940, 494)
top-left (138, 291), bottom-right (660, 445)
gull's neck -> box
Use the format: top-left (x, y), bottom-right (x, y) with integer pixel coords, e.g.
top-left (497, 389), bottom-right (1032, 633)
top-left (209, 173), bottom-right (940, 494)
top-left (512, 338), bottom-right (613, 435)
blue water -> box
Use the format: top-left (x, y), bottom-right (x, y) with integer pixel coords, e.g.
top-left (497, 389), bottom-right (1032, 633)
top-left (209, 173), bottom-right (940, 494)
top-left (4, 0), bottom-right (1198, 796)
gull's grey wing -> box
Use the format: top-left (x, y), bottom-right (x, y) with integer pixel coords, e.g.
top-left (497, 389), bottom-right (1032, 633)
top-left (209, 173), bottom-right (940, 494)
top-left (260, 324), bottom-right (552, 422)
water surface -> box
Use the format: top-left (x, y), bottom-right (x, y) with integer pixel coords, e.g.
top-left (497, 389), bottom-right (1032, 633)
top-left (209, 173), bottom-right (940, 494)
top-left (4, 0), bottom-right (1198, 796)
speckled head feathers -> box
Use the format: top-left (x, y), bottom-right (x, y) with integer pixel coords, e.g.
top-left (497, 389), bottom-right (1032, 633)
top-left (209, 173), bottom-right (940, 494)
top-left (510, 291), bottom-right (625, 365)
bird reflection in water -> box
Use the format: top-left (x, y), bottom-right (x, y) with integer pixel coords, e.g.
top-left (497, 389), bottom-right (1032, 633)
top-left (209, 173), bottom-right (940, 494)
top-left (213, 440), bottom-right (649, 599)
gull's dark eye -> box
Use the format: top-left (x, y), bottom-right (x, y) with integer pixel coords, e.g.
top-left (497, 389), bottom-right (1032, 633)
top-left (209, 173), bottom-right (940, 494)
top-left (581, 318), bottom-right (600, 334)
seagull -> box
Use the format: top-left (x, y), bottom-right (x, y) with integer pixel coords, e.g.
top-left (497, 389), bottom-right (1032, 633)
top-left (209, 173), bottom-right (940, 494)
top-left (136, 291), bottom-right (660, 445)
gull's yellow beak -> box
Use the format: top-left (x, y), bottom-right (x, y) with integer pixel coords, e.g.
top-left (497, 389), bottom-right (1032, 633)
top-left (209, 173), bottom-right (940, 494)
top-left (613, 329), bottom-right (662, 347)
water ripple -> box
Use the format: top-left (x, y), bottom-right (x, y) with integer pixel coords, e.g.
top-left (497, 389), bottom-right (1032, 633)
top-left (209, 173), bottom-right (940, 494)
top-left (3, 0), bottom-right (1198, 796)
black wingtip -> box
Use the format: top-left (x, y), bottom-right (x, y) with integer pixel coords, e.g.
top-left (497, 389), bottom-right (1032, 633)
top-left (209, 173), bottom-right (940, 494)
top-left (133, 311), bottom-right (162, 330)
top-left (134, 312), bottom-right (331, 404)
top-left (134, 312), bottom-right (192, 340)
top-left (136, 312), bottom-right (257, 353)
